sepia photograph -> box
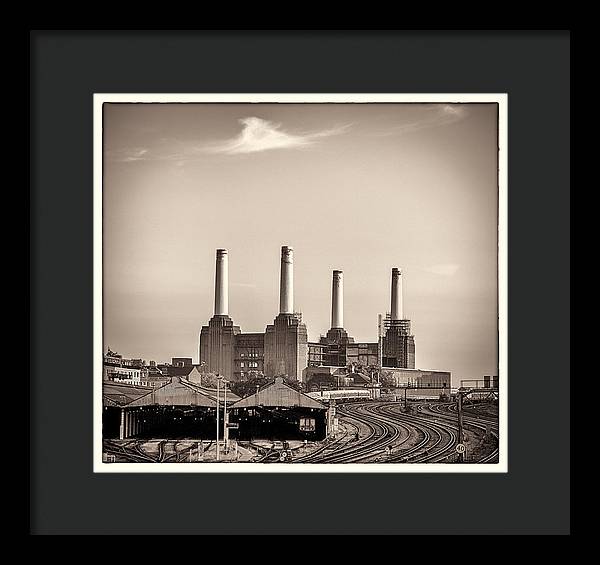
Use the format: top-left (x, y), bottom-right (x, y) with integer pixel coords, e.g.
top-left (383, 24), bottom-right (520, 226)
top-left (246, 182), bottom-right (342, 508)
top-left (31, 29), bottom-right (570, 535)
top-left (94, 94), bottom-right (507, 472)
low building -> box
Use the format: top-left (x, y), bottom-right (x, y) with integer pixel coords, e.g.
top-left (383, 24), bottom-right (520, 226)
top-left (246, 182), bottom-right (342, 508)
top-left (383, 368), bottom-right (452, 398)
top-left (302, 365), bottom-right (369, 391)
top-left (171, 357), bottom-right (193, 367)
top-left (102, 376), bottom-right (240, 440)
top-left (103, 349), bottom-right (146, 384)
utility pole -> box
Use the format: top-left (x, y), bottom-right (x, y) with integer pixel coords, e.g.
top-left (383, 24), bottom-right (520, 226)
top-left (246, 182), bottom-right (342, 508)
top-left (457, 390), bottom-right (465, 463)
top-left (223, 378), bottom-right (229, 453)
top-left (377, 314), bottom-right (383, 379)
top-left (216, 375), bottom-right (220, 462)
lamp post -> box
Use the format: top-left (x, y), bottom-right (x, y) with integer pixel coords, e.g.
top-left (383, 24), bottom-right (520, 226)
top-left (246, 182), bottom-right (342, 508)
top-left (216, 375), bottom-right (229, 459)
top-left (223, 377), bottom-right (229, 453)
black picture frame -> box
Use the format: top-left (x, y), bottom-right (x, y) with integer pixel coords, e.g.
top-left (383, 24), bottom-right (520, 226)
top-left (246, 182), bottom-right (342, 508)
top-left (30, 30), bottom-right (570, 535)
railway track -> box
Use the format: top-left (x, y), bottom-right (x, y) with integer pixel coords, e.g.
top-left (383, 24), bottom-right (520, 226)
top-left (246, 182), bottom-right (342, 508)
top-left (293, 401), bottom-right (498, 464)
top-left (376, 404), bottom-right (458, 463)
top-left (103, 440), bottom-right (157, 463)
top-left (292, 423), bottom-right (354, 462)
top-left (296, 402), bottom-right (414, 463)
top-left (102, 401), bottom-right (499, 465)
top-left (104, 439), bottom-right (181, 463)
top-left (420, 402), bottom-right (499, 463)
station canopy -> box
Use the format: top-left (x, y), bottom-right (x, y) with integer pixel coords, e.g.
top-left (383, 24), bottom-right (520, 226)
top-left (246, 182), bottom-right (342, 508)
top-left (102, 381), bottom-right (155, 407)
top-left (181, 377), bottom-right (241, 404)
top-left (125, 377), bottom-right (225, 408)
top-left (233, 377), bottom-right (327, 409)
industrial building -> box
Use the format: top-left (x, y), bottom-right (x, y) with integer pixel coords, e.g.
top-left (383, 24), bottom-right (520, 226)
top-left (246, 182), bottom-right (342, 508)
top-left (303, 267), bottom-right (415, 385)
top-left (197, 246), bottom-right (438, 388)
top-left (199, 246), bottom-right (308, 382)
top-left (103, 248), bottom-right (451, 442)
top-left (305, 270), bottom-right (379, 370)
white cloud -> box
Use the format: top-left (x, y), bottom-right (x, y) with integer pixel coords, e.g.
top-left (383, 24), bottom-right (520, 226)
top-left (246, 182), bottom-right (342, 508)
top-left (378, 104), bottom-right (467, 136)
top-left (107, 118), bottom-right (351, 164)
top-left (204, 117), bottom-right (351, 155)
top-left (426, 264), bottom-right (460, 276)
top-left (107, 147), bottom-right (149, 162)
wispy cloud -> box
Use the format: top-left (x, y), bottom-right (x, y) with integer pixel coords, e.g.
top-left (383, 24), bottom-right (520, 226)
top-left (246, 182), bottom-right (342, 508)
top-left (106, 147), bottom-right (149, 162)
top-left (204, 117), bottom-right (351, 155)
top-left (377, 104), bottom-right (468, 137)
top-left (106, 117), bottom-right (351, 163)
top-left (426, 264), bottom-right (460, 276)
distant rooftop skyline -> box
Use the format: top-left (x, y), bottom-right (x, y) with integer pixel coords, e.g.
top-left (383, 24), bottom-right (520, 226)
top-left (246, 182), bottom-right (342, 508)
top-left (103, 102), bottom-right (498, 382)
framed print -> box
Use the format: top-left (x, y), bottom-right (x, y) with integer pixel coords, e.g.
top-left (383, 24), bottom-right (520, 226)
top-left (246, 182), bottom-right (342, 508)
top-left (31, 31), bottom-right (570, 535)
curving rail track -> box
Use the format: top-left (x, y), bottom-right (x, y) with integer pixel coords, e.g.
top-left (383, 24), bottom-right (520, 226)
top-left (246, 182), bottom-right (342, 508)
top-left (292, 400), bottom-right (499, 464)
top-left (103, 401), bottom-right (499, 465)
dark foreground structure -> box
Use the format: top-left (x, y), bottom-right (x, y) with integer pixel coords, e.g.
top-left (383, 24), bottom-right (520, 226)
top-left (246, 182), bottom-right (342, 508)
top-left (102, 377), bottom-right (241, 440)
top-left (103, 376), bottom-right (328, 441)
top-left (230, 377), bottom-right (328, 441)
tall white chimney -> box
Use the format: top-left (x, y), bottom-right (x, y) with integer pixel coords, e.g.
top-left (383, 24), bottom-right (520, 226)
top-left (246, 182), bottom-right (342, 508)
top-left (214, 249), bottom-right (229, 316)
top-left (331, 270), bottom-right (344, 329)
top-left (279, 246), bottom-right (294, 314)
top-left (391, 267), bottom-right (403, 320)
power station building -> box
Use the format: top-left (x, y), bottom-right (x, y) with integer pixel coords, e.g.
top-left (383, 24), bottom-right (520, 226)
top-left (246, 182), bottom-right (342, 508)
top-left (381, 268), bottom-right (416, 369)
top-left (198, 246), bottom-right (419, 383)
top-left (199, 246), bottom-right (308, 382)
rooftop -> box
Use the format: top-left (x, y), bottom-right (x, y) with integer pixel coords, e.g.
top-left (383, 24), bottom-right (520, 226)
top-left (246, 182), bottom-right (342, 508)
top-left (232, 377), bottom-right (327, 409)
top-left (102, 381), bottom-right (155, 407)
top-left (126, 377), bottom-right (218, 408)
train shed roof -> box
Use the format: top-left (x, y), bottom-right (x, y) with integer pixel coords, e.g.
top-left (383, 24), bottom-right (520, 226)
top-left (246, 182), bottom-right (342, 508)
top-left (102, 381), bottom-right (156, 407)
top-left (183, 380), bottom-right (241, 403)
top-left (233, 377), bottom-right (327, 409)
top-left (126, 377), bottom-right (220, 408)
top-left (182, 374), bottom-right (241, 403)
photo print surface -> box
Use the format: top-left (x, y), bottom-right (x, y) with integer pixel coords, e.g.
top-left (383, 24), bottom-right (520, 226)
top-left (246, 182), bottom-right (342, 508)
top-left (94, 94), bottom-right (507, 473)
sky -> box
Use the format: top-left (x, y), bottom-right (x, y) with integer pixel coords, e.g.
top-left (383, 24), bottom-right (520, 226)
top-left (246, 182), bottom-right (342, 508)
top-left (103, 103), bottom-right (498, 384)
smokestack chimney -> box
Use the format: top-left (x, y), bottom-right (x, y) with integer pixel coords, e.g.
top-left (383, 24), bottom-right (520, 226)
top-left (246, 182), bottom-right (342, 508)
top-left (279, 246), bottom-right (294, 314)
top-left (331, 270), bottom-right (344, 329)
top-left (214, 249), bottom-right (229, 316)
top-left (391, 267), bottom-right (403, 320)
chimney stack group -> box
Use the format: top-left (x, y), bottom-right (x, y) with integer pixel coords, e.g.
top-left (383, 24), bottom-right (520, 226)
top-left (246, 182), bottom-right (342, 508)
top-left (211, 247), bottom-right (406, 325)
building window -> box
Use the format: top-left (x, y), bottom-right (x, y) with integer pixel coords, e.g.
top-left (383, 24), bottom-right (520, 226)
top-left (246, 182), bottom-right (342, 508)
top-left (240, 362), bottom-right (245, 368)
